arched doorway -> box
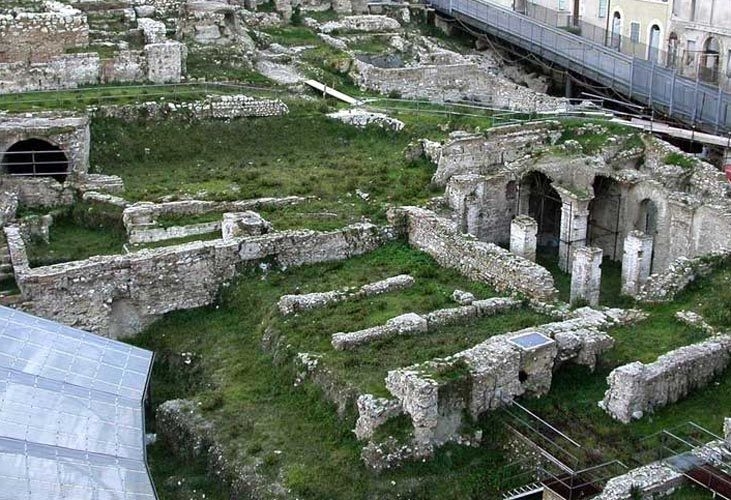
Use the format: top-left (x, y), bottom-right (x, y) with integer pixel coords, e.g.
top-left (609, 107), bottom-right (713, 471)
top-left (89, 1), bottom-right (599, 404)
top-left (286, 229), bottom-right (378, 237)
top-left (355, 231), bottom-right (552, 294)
top-left (2, 139), bottom-right (69, 182)
top-left (700, 37), bottom-right (720, 83)
top-left (637, 199), bottom-right (658, 235)
top-left (521, 171), bottom-right (562, 254)
top-left (611, 12), bottom-right (622, 50)
top-left (667, 32), bottom-right (679, 68)
top-left (648, 25), bottom-right (661, 63)
top-left (588, 176), bottom-right (622, 260)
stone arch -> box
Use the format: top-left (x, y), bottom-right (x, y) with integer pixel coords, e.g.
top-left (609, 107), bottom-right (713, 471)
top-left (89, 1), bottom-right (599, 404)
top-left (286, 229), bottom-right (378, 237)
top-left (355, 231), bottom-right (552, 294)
top-left (1, 138), bottom-right (69, 182)
top-left (700, 36), bottom-right (721, 83)
top-left (588, 175), bottom-right (622, 260)
top-left (520, 171), bottom-right (562, 251)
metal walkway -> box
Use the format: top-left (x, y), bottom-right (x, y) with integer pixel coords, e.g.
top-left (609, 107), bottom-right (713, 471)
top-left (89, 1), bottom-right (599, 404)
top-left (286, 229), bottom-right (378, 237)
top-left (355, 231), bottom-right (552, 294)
top-left (425, 0), bottom-right (731, 134)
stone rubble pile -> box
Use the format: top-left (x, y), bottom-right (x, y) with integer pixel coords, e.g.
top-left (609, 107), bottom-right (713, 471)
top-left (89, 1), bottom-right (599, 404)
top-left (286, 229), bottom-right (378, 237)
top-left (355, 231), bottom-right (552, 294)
top-left (327, 109), bottom-right (404, 131)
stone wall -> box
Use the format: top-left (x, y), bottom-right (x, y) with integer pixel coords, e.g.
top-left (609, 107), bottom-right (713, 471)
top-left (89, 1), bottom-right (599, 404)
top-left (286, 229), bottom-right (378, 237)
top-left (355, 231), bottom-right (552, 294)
top-left (6, 222), bottom-right (392, 337)
top-left (353, 61), bottom-right (568, 113)
top-left (0, 42), bottom-right (185, 94)
top-left (0, 2), bottom-right (89, 64)
top-left (599, 335), bottom-right (731, 423)
top-left (388, 206), bottom-right (558, 301)
top-left (96, 94), bottom-right (289, 121)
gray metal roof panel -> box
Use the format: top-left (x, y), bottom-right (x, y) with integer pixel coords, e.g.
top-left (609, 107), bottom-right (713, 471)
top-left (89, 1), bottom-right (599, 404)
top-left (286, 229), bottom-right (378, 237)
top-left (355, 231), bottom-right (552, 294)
top-left (0, 307), bottom-right (152, 400)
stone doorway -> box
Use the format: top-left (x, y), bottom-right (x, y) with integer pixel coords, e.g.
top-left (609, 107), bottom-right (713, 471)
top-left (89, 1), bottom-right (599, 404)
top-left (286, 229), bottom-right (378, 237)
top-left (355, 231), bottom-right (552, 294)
top-left (520, 171), bottom-right (562, 255)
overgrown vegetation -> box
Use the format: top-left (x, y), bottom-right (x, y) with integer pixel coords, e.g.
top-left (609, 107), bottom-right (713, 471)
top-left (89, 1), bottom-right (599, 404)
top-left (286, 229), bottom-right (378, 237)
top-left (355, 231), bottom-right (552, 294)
top-left (664, 151), bottom-right (696, 169)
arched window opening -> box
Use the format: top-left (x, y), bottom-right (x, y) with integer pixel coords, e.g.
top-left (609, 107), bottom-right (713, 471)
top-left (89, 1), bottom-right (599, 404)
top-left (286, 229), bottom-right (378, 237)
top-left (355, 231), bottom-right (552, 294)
top-left (667, 32), bottom-right (679, 68)
top-left (611, 12), bottom-right (622, 50)
top-left (637, 199), bottom-right (658, 235)
top-left (700, 37), bottom-right (720, 83)
top-left (648, 25), bottom-right (661, 63)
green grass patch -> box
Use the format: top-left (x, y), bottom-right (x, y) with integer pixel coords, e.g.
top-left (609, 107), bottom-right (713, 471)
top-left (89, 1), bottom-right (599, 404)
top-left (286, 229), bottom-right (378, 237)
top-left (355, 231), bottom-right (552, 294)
top-left (664, 152), bottom-right (696, 169)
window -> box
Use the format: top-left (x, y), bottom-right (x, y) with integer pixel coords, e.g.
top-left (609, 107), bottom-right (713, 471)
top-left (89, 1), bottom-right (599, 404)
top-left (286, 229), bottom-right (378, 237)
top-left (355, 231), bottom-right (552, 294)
top-left (686, 40), bottom-right (696, 65)
top-left (558, 0), bottom-right (567, 11)
top-left (630, 22), bottom-right (640, 43)
top-left (598, 0), bottom-right (608, 18)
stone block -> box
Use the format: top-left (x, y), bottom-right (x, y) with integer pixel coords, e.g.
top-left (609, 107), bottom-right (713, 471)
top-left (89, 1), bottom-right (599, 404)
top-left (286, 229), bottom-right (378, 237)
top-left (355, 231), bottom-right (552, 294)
top-left (221, 211), bottom-right (272, 241)
top-left (570, 246), bottom-right (602, 306)
top-left (510, 215), bottom-right (538, 262)
top-left (621, 230), bottom-right (653, 296)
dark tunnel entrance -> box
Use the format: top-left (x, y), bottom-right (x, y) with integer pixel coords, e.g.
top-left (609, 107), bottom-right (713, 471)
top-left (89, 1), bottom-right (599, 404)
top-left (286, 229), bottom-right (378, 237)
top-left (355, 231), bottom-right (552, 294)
top-left (2, 139), bottom-right (69, 182)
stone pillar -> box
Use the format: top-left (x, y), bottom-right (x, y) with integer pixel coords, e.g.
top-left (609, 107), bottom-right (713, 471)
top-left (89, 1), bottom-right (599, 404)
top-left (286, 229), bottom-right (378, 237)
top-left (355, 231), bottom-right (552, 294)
top-left (555, 187), bottom-right (591, 273)
top-left (570, 246), bottom-right (603, 306)
top-left (724, 417), bottom-right (731, 445)
top-left (621, 230), bottom-right (654, 296)
top-left (510, 215), bottom-right (538, 262)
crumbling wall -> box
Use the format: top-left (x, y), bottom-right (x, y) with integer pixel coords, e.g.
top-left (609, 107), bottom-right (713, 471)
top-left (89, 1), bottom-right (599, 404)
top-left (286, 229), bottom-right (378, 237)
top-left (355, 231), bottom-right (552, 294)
top-left (388, 206), bottom-right (558, 301)
top-left (637, 252), bottom-right (731, 303)
top-left (0, 54), bottom-right (100, 94)
top-left (144, 41), bottom-right (186, 83)
top-left (96, 94), bottom-right (289, 121)
top-left (354, 61), bottom-right (568, 114)
top-left (0, 3), bottom-right (89, 64)
top-left (599, 335), bottom-right (731, 423)
top-left (7, 223), bottom-right (391, 336)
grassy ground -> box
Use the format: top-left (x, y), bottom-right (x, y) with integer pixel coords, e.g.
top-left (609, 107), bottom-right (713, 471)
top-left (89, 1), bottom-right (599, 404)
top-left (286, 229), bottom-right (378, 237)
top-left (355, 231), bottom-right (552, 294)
top-left (130, 242), bottom-right (547, 498)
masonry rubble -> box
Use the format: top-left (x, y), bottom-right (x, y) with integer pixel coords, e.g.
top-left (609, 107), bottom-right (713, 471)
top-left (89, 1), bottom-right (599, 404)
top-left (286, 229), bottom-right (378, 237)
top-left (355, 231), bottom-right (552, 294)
top-left (277, 274), bottom-right (414, 315)
top-left (637, 252), bottom-right (731, 302)
top-left (675, 310), bottom-right (717, 336)
top-left (354, 394), bottom-right (404, 440)
top-left (331, 297), bottom-right (521, 350)
top-left (326, 109), bottom-right (404, 131)
top-left (599, 335), bottom-right (731, 423)
top-left (320, 15), bottom-right (401, 34)
top-left (451, 289), bottom-right (474, 305)
top-left (4, 222), bottom-right (393, 336)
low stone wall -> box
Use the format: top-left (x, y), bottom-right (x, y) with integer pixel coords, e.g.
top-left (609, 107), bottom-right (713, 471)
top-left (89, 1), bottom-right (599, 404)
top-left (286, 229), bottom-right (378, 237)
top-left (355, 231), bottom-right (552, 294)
top-left (320, 15), bottom-right (401, 33)
top-left (354, 394), bottom-right (403, 440)
top-left (331, 297), bottom-right (521, 350)
top-left (388, 206), bottom-right (558, 301)
top-left (327, 109), bottom-right (404, 131)
top-left (6, 222), bottom-right (392, 337)
top-left (278, 274), bottom-right (414, 315)
top-left (599, 335), bottom-right (731, 423)
top-left (96, 94), bottom-right (289, 121)
top-left (637, 252), bottom-right (731, 303)
top-left (594, 463), bottom-right (684, 500)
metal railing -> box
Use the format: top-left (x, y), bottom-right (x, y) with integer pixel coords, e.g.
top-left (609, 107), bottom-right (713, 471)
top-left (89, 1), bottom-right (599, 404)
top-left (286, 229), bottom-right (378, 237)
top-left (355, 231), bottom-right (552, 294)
top-left (426, 0), bottom-right (731, 134)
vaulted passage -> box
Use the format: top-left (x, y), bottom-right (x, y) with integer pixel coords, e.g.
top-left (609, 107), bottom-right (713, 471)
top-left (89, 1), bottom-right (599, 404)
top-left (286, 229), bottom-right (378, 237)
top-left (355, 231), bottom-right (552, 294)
top-left (2, 138), bottom-right (69, 182)
top-left (521, 171), bottom-right (562, 252)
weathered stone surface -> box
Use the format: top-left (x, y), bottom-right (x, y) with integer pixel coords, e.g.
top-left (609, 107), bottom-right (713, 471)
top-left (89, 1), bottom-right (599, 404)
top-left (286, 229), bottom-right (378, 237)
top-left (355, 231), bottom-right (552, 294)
top-left (675, 310), bottom-right (717, 336)
top-left (595, 463), bottom-right (684, 500)
top-left (327, 109), bottom-right (403, 131)
top-left (221, 211), bottom-right (272, 241)
top-left (725, 417), bottom-right (731, 444)
top-left (599, 335), bottom-right (731, 423)
top-left (137, 18), bottom-right (167, 44)
top-left (354, 394), bottom-right (403, 440)
top-left (510, 215), bottom-right (537, 262)
top-left (144, 41), bottom-right (186, 83)
top-left (621, 230), bottom-right (653, 296)
top-left (278, 274), bottom-right (414, 315)
top-left (451, 289), bottom-right (474, 305)
top-left (638, 252), bottom-right (731, 303)
top-left (388, 206), bottom-right (558, 301)
top-left (570, 246), bottom-right (602, 306)
top-left (320, 15), bottom-right (401, 34)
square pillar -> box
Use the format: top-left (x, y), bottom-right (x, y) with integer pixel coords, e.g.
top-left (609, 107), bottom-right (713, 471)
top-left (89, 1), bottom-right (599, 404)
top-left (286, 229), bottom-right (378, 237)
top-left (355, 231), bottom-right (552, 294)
top-left (555, 187), bottom-right (591, 273)
top-left (621, 230), bottom-right (654, 296)
top-left (570, 246), bottom-right (603, 306)
top-left (510, 215), bottom-right (538, 261)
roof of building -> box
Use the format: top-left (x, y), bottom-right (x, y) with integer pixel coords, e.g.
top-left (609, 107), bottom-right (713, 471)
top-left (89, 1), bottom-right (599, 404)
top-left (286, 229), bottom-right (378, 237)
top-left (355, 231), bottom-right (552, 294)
top-left (0, 306), bottom-right (156, 499)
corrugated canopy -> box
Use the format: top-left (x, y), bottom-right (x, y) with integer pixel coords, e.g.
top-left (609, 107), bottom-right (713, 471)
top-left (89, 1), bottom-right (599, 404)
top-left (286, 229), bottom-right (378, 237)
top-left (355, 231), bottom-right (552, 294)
top-left (0, 306), bottom-right (156, 499)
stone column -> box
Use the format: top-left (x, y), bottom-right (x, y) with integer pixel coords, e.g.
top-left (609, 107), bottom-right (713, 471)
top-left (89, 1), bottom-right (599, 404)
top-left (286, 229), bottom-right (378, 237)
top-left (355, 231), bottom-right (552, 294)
top-left (621, 230), bottom-right (654, 296)
top-left (510, 215), bottom-right (538, 261)
top-left (724, 417), bottom-right (731, 446)
top-left (555, 187), bottom-right (591, 273)
top-left (570, 246), bottom-right (603, 306)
